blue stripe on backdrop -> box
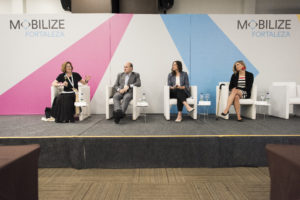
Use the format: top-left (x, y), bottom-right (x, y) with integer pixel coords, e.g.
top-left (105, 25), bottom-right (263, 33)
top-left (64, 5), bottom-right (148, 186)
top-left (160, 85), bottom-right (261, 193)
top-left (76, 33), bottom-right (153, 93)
top-left (160, 14), bottom-right (191, 72)
top-left (161, 14), bottom-right (259, 114)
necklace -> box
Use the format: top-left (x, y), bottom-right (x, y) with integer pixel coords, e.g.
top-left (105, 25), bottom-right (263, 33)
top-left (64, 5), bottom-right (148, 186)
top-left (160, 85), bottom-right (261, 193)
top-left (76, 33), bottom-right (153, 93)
top-left (65, 73), bottom-right (74, 88)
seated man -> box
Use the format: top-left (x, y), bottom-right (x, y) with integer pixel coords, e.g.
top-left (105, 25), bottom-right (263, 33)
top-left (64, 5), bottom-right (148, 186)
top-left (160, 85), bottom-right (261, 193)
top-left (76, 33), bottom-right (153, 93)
top-left (113, 62), bottom-right (141, 124)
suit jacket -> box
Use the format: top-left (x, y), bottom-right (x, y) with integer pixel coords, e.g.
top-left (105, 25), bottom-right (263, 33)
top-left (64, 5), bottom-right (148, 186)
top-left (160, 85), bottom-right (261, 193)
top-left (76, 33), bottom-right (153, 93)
top-left (229, 71), bottom-right (254, 98)
top-left (113, 72), bottom-right (141, 94)
top-left (168, 71), bottom-right (191, 97)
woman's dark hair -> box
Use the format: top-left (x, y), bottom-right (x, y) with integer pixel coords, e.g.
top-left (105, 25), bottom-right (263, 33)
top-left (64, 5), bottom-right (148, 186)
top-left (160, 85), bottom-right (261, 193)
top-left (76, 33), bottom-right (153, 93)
top-left (171, 60), bottom-right (183, 76)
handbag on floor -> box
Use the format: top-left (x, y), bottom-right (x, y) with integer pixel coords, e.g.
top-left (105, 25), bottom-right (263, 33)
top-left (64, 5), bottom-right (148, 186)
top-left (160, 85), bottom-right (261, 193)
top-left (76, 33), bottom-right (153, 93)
top-left (45, 107), bottom-right (51, 118)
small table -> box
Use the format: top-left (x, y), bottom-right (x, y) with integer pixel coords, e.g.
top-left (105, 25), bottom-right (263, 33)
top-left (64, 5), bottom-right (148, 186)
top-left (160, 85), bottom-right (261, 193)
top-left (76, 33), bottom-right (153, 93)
top-left (137, 101), bottom-right (149, 123)
top-left (255, 101), bottom-right (270, 119)
top-left (266, 144), bottom-right (300, 200)
top-left (198, 101), bottom-right (211, 120)
top-left (0, 144), bottom-right (40, 200)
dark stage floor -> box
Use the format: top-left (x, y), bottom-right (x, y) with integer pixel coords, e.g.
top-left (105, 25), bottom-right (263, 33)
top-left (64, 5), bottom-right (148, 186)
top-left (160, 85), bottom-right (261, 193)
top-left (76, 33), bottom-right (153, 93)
top-left (1, 114), bottom-right (300, 168)
top-left (1, 114), bottom-right (300, 138)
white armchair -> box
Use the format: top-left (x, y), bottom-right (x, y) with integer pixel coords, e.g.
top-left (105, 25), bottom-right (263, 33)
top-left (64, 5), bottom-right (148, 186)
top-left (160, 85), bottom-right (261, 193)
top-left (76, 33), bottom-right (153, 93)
top-left (270, 82), bottom-right (300, 119)
top-left (51, 84), bottom-right (91, 121)
top-left (106, 86), bottom-right (142, 120)
top-left (164, 86), bottom-right (198, 120)
top-left (216, 82), bottom-right (257, 119)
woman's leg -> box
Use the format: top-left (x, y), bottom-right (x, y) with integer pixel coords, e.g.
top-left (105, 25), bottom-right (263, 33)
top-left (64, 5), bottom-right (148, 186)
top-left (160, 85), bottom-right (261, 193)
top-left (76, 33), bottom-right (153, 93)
top-left (233, 94), bottom-right (242, 120)
top-left (176, 89), bottom-right (193, 111)
top-left (175, 90), bottom-right (184, 120)
top-left (182, 101), bottom-right (193, 111)
top-left (223, 88), bottom-right (239, 114)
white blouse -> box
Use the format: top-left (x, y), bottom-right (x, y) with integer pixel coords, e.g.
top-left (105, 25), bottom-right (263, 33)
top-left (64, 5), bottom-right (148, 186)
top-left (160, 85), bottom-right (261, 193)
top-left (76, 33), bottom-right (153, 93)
top-left (175, 76), bottom-right (180, 86)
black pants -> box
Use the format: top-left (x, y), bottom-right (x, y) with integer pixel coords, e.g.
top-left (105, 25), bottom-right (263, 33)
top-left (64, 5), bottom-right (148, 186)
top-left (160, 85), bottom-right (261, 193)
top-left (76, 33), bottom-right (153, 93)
top-left (170, 89), bottom-right (188, 111)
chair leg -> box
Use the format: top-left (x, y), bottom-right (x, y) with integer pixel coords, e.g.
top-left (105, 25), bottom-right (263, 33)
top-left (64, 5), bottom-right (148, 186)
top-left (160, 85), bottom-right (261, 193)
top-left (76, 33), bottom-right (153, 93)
top-left (192, 108), bottom-right (197, 120)
top-left (106, 104), bottom-right (113, 119)
top-left (132, 106), bottom-right (137, 120)
top-left (164, 105), bottom-right (170, 120)
top-left (294, 104), bottom-right (300, 117)
top-left (241, 105), bottom-right (256, 119)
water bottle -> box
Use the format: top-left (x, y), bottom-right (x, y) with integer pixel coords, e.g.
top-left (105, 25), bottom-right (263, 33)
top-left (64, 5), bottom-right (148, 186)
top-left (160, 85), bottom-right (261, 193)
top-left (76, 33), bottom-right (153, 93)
top-left (205, 93), bottom-right (210, 101)
top-left (200, 93), bottom-right (204, 101)
top-left (266, 92), bottom-right (270, 103)
top-left (142, 93), bottom-right (146, 102)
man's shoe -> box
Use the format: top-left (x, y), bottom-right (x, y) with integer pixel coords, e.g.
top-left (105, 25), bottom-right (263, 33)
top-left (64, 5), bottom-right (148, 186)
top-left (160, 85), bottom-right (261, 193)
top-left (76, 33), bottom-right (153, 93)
top-left (114, 115), bottom-right (120, 124)
top-left (120, 111), bottom-right (126, 119)
top-left (114, 110), bottom-right (122, 124)
top-left (113, 111), bottom-right (119, 124)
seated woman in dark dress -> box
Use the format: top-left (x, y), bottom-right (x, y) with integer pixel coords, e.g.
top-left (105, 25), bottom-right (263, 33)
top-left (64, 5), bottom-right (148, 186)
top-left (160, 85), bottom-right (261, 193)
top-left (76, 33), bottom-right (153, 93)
top-left (221, 60), bottom-right (254, 122)
top-left (51, 61), bottom-right (90, 123)
top-left (167, 60), bottom-right (194, 122)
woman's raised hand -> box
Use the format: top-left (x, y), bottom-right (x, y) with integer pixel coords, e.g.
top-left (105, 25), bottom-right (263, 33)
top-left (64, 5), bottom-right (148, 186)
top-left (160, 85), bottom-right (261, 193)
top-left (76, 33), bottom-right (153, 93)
top-left (85, 75), bottom-right (91, 81)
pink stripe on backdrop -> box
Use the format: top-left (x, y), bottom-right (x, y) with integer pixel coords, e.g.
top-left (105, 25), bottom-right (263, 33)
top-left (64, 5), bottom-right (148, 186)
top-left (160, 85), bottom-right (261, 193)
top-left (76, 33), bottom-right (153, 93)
top-left (0, 14), bottom-right (133, 115)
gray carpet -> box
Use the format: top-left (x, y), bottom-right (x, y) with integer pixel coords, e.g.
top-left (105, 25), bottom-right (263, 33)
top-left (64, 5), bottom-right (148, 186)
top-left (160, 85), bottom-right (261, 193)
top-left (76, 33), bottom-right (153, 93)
top-left (1, 114), bottom-right (300, 137)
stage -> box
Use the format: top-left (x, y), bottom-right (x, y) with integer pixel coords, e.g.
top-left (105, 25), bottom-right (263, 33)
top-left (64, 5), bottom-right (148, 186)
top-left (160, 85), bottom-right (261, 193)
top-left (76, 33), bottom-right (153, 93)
top-left (1, 114), bottom-right (300, 169)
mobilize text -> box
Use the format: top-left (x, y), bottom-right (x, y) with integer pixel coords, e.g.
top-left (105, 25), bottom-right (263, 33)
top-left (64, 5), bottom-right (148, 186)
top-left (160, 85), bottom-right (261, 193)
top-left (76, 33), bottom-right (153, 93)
top-left (10, 19), bottom-right (65, 30)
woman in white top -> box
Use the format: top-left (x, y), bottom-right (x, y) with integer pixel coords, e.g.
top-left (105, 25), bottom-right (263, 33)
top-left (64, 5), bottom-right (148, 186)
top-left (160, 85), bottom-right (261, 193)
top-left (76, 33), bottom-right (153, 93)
top-left (167, 61), bottom-right (194, 122)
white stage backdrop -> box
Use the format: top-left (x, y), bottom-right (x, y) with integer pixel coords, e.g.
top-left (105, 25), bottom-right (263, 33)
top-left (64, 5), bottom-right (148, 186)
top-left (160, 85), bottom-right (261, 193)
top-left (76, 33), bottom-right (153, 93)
top-left (0, 14), bottom-right (299, 115)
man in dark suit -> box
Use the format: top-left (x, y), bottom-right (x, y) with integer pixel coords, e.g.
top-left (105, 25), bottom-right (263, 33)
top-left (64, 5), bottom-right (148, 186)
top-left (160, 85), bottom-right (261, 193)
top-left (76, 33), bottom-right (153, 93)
top-left (113, 62), bottom-right (141, 124)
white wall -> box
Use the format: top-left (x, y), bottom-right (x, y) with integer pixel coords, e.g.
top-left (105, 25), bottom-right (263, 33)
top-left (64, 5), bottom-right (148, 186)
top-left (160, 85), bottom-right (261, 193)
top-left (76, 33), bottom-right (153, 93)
top-left (25, 0), bottom-right (68, 14)
top-left (0, 0), bottom-right (68, 14)
top-left (11, 0), bottom-right (25, 13)
top-left (0, 1), bottom-right (12, 14)
top-left (1, 0), bottom-right (300, 14)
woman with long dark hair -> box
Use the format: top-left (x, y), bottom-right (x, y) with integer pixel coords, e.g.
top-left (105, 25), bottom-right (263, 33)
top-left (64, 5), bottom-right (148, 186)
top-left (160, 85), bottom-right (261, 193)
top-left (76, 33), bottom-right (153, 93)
top-left (51, 61), bottom-right (90, 123)
top-left (167, 61), bottom-right (194, 122)
top-left (221, 60), bottom-right (254, 121)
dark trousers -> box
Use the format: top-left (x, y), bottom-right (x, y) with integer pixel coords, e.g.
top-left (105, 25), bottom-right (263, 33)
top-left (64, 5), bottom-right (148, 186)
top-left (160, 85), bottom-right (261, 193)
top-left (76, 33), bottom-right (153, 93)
top-left (113, 92), bottom-right (133, 112)
top-left (170, 89), bottom-right (188, 111)
top-left (51, 93), bottom-right (75, 122)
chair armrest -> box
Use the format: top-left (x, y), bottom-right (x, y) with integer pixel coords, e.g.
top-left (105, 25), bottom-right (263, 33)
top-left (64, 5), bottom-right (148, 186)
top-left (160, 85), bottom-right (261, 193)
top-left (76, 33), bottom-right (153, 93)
top-left (270, 85), bottom-right (289, 102)
top-left (51, 86), bottom-right (56, 106)
top-left (190, 86), bottom-right (197, 99)
top-left (250, 85), bottom-right (257, 101)
top-left (216, 82), bottom-right (229, 118)
top-left (190, 85), bottom-right (198, 103)
top-left (270, 85), bottom-right (289, 118)
top-left (51, 86), bottom-right (63, 105)
top-left (106, 86), bottom-right (113, 101)
top-left (220, 84), bottom-right (229, 93)
top-left (218, 82), bottom-right (229, 95)
top-left (78, 85), bottom-right (90, 102)
top-left (164, 85), bottom-right (170, 101)
top-left (133, 86), bottom-right (142, 105)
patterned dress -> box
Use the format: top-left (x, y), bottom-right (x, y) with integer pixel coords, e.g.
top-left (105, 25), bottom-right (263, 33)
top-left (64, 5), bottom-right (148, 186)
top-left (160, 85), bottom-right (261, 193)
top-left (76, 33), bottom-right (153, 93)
top-left (237, 76), bottom-right (247, 99)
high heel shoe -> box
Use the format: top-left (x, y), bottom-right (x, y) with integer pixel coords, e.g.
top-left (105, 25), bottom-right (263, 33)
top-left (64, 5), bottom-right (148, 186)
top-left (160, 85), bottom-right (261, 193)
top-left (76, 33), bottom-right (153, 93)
top-left (237, 118), bottom-right (243, 122)
top-left (175, 118), bottom-right (182, 122)
top-left (188, 108), bottom-right (195, 113)
top-left (221, 112), bottom-right (229, 116)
